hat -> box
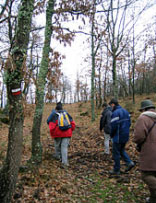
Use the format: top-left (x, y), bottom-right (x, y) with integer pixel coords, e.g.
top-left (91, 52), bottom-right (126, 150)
top-left (139, 100), bottom-right (155, 111)
top-left (56, 102), bottom-right (62, 110)
top-left (109, 98), bottom-right (118, 105)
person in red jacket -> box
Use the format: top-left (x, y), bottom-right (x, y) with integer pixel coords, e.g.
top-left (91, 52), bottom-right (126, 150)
top-left (48, 102), bottom-right (75, 168)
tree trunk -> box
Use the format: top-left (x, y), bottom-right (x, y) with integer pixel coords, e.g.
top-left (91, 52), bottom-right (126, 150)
top-left (1, 83), bottom-right (4, 108)
top-left (91, 32), bottom-right (95, 121)
top-left (127, 50), bottom-right (132, 95)
top-left (112, 55), bottom-right (118, 98)
top-left (0, 0), bottom-right (34, 202)
top-left (31, 0), bottom-right (55, 164)
top-left (91, 3), bottom-right (95, 121)
top-left (132, 19), bottom-right (135, 104)
top-left (98, 66), bottom-right (102, 108)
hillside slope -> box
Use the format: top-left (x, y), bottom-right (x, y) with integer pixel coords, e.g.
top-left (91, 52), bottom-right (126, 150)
top-left (1, 96), bottom-right (155, 202)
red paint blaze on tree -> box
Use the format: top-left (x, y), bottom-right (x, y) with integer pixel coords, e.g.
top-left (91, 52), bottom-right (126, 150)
top-left (11, 88), bottom-right (22, 95)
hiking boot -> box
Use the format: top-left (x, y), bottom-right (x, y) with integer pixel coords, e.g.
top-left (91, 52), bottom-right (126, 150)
top-left (61, 163), bottom-right (69, 169)
top-left (125, 162), bottom-right (135, 172)
top-left (109, 170), bottom-right (120, 175)
top-left (146, 197), bottom-right (156, 203)
top-left (52, 154), bottom-right (61, 161)
top-left (103, 153), bottom-right (110, 161)
top-left (146, 197), bottom-right (150, 203)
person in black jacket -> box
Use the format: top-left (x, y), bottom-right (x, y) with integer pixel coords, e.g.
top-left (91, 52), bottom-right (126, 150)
top-left (100, 102), bottom-right (112, 155)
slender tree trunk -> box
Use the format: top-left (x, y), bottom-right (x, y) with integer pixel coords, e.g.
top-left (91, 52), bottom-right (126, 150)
top-left (127, 50), bottom-right (132, 95)
top-left (103, 71), bottom-right (107, 102)
top-left (91, 5), bottom-right (95, 121)
top-left (31, 0), bottom-right (55, 164)
top-left (152, 44), bottom-right (156, 92)
top-left (132, 17), bottom-right (135, 104)
top-left (95, 79), bottom-right (98, 107)
top-left (153, 44), bottom-right (156, 77)
top-left (112, 55), bottom-right (118, 98)
top-left (98, 65), bottom-right (102, 108)
top-left (0, 0), bottom-right (34, 202)
top-left (132, 59), bottom-right (136, 103)
top-left (91, 31), bottom-right (95, 120)
top-left (103, 44), bottom-right (109, 102)
top-left (1, 83), bottom-right (4, 108)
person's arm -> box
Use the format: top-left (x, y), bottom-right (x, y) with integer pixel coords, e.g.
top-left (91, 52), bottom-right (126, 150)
top-left (129, 113), bottom-right (131, 127)
top-left (100, 115), bottom-right (104, 131)
top-left (49, 121), bottom-right (57, 136)
top-left (47, 109), bottom-right (56, 124)
top-left (110, 111), bottom-right (119, 137)
top-left (71, 120), bottom-right (76, 131)
top-left (133, 116), bottom-right (147, 144)
top-left (105, 111), bottom-right (112, 134)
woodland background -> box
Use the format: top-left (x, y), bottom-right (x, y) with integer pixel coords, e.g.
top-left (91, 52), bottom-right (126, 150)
top-left (0, 95), bottom-right (155, 202)
top-left (0, 0), bottom-right (156, 202)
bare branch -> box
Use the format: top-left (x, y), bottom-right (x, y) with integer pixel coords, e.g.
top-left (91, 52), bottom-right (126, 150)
top-left (0, 0), bottom-right (9, 19)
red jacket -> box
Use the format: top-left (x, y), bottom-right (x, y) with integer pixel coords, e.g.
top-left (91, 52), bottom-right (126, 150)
top-left (48, 110), bottom-right (75, 138)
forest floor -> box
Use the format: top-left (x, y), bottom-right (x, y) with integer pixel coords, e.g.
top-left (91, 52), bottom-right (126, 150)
top-left (1, 94), bottom-right (156, 203)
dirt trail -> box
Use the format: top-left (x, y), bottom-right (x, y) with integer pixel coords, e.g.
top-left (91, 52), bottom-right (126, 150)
top-left (0, 103), bottom-right (148, 202)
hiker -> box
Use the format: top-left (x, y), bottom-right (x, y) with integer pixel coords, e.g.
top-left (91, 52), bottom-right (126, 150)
top-left (48, 102), bottom-right (75, 168)
top-left (109, 98), bottom-right (135, 175)
top-left (133, 100), bottom-right (156, 203)
top-left (100, 102), bottom-right (112, 155)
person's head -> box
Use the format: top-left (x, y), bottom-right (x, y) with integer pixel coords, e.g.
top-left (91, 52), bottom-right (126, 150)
top-left (102, 102), bottom-right (108, 109)
top-left (109, 98), bottom-right (119, 109)
top-left (139, 99), bottom-right (155, 112)
top-left (55, 102), bottom-right (63, 111)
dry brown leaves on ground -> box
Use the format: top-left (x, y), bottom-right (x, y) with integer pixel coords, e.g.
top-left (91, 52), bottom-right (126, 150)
top-left (0, 101), bottom-right (149, 202)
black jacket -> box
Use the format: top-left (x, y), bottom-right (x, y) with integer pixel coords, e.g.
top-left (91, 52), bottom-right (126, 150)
top-left (100, 106), bottom-right (112, 134)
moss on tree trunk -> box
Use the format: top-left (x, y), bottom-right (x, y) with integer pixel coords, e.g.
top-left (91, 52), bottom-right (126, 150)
top-left (31, 0), bottom-right (55, 164)
top-left (0, 0), bottom-right (35, 202)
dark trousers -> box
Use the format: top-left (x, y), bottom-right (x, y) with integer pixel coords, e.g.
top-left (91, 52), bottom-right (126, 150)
top-left (112, 142), bottom-right (132, 172)
top-left (142, 171), bottom-right (156, 203)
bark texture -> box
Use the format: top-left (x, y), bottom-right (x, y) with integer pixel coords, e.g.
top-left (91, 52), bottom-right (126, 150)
top-left (0, 0), bottom-right (35, 202)
top-left (31, 0), bottom-right (55, 163)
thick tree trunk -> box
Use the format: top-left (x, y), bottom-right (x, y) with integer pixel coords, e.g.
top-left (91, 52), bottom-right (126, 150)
top-left (0, 95), bottom-right (23, 202)
top-left (0, 0), bottom-right (35, 202)
top-left (31, 0), bottom-right (55, 164)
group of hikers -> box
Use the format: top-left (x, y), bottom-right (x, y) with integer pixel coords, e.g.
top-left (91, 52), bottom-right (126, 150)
top-left (47, 99), bottom-right (156, 203)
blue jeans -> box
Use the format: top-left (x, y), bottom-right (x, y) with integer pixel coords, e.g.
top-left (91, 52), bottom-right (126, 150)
top-left (112, 142), bottom-right (132, 172)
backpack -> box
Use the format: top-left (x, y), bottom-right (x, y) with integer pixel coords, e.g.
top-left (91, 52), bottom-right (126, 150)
top-left (57, 111), bottom-right (71, 130)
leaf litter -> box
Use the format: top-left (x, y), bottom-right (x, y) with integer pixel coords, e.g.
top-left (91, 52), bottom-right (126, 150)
top-left (0, 102), bottom-right (149, 202)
